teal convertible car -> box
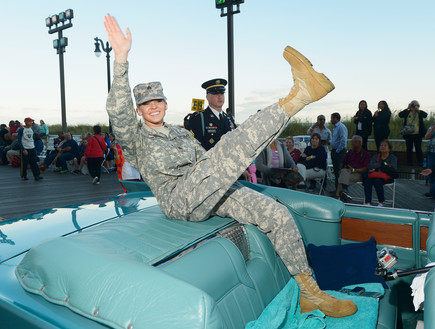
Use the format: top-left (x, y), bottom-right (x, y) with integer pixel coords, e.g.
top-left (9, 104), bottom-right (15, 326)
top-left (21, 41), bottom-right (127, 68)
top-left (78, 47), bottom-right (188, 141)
top-left (1, 181), bottom-right (434, 328)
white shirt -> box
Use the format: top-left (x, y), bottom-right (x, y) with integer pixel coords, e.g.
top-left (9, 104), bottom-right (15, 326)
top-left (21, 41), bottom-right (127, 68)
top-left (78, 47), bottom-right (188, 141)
top-left (209, 106), bottom-right (223, 119)
top-left (21, 127), bottom-right (35, 149)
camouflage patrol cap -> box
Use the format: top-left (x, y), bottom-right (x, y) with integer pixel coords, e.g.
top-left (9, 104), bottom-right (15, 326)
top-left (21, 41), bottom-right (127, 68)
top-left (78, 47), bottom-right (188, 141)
top-left (133, 82), bottom-right (167, 105)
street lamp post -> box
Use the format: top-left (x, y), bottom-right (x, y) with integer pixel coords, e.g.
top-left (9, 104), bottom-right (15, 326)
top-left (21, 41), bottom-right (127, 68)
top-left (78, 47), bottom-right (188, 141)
top-left (94, 38), bottom-right (113, 131)
top-left (93, 38), bottom-right (112, 93)
top-left (216, 0), bottom-right (243, 119)
top-left (45, 9), bottom-right (74, 133)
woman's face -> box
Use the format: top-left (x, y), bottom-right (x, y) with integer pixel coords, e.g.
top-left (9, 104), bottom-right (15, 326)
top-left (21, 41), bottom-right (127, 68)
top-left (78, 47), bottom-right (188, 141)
top-left (378, 102), bottom-right (385, 110)
top-left (286, 138), bottom-right (294, 149)
top-left (379, 141), bottom-right (389, 153)
top-left (311, 136), bottom-right (320, 148)
top-left (359, 101), bottom-right (367, 111)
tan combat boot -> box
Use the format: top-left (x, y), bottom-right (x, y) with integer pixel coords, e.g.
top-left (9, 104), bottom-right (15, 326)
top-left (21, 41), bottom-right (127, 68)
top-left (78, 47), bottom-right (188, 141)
top-left (279, 46), bottom-right (335, 117)
top-left (294, 273), bottom-right (357, 318)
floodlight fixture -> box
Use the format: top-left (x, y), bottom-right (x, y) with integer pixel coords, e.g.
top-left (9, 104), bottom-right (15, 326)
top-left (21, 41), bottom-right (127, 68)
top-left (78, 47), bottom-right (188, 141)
top-left (60, 37), bottom-right (68, 47)
top-left (59, 12), bottom-right (66, 23)
top-left (65, 9), bottom-right (74, 20)
top-left (51, 14), bottom-right (59, 25)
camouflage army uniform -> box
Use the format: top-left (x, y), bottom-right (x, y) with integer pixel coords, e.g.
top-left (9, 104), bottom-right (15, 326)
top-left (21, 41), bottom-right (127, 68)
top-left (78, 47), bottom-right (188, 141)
top-left (106, 62), bottom-right (310, 275)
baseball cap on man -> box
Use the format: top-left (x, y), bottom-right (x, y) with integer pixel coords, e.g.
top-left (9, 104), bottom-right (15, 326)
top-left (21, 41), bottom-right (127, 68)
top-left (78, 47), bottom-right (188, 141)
top-left (24, 117), bottom-right (34, 122)
top-left (133, 82), bottom-right (167, 105)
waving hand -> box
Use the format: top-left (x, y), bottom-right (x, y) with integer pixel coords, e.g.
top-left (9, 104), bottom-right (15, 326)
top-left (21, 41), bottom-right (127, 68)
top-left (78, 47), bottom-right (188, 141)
top-left (104, 14), bottom-right (131, 63)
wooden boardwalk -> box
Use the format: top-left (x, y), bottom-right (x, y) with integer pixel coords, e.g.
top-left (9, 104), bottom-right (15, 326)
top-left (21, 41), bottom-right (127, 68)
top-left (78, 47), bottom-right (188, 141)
top-left (0, 165), bottom-right (124, 220)
top-left (1, 164), bottom-right (433, 221)
top-left (340, 178), bottom-right (434, 212)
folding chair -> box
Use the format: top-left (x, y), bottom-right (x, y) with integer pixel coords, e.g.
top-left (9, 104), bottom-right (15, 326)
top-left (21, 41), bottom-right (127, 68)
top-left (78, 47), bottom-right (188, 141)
top-left (101, 150), bottom-right (110, 174)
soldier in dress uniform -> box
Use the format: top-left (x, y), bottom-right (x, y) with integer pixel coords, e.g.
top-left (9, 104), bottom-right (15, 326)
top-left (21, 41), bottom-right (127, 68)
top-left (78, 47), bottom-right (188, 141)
top-left (189, 78), bottom-right (236, 151)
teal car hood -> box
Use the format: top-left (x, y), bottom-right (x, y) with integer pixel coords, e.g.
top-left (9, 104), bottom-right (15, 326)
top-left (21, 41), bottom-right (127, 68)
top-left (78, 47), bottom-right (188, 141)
top-left (0, 192), bottom-right (156, 263)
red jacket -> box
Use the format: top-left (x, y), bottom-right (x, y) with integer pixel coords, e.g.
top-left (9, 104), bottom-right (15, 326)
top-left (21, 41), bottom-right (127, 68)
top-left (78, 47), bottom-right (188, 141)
top-left (84, 135), bottom-right (107, 158)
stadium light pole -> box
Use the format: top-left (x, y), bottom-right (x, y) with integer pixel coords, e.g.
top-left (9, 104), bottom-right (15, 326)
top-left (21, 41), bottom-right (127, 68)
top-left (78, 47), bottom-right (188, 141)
top-left (216, 0), bottom-right (243, 119)
top-left (45, 9), bottom-right (74, 133)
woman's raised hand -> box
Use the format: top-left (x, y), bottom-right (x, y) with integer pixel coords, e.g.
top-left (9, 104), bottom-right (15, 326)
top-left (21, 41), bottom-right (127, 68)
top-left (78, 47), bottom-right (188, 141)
top-left (104, 14), bottom-right (131, 63)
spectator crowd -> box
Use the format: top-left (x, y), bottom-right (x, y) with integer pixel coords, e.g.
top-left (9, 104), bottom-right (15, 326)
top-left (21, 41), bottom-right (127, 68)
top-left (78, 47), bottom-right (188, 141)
top-left (0, 118), bottom-right (140, 187)
top-left (233, 99), bottom-right (431, 206)
top-left (1, 98), bottom-right (433, 205)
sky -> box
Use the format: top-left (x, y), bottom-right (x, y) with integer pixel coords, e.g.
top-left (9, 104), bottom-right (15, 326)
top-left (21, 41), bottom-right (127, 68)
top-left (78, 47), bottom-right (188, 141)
top-left (1, 1), bottom-right (435, 128)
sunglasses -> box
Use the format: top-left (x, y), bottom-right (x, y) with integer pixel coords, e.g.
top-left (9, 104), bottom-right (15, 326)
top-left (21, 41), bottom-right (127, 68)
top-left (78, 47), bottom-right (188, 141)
top-left (318, 118), bottom-right (326, 121)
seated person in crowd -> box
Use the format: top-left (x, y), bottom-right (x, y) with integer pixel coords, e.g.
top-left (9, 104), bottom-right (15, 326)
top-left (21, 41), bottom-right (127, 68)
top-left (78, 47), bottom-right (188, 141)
top-left (73, 133), bottom-right (90, 174)
top-left (296, 133), bottom-right (327, 191)
top-left (39, 132), bottom-right (79, 173)
top-left (0, 124), bottom-right (9, 148)
top-left (48, 131), bottom-right (65, 154)
top-left (363, 139), bottom-right (397, 207)
top-left (0, 133), bottom-right (12, 163)
top-left (335, 135), bottom-right (371, 201)
top-left (34, 133), bottom-right (44, 156)
top-left (3, 133), bottom-right (20, 165)
top-left (285, 136), bottom-right (301, 163)
top-left (8, 120), bottom-right (17, 135)
top-left (421, 167), bottom-right (435, 200)
top-left (255, 139), bottom-right (297, 188)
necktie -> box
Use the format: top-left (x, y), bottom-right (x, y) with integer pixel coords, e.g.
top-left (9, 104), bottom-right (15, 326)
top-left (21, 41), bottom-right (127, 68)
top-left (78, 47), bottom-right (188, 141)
top-left (219, 113), bottom-right (224, 123)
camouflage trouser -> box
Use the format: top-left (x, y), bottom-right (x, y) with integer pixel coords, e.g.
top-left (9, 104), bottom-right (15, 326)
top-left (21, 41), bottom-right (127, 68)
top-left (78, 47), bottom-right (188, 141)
top-left (170, 102), bottom-right (310, 275)
top-left (214, 185), bottom-right (310, 275)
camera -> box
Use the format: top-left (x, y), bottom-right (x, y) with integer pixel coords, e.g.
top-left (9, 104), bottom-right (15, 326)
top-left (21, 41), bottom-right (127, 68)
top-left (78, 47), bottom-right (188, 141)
top-left (375, 248), bottom-right (398, 277)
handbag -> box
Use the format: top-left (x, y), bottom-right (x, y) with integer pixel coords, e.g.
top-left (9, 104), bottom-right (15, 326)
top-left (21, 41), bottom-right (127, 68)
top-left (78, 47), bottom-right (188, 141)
top-left (367, 171), bottom-right (391, 181)
top-left (282, 171), bottom-right (303, 185)
top-left (400, 124), bottom-right (415, 135)
top-left (401, 112), bottom-right (417, 135)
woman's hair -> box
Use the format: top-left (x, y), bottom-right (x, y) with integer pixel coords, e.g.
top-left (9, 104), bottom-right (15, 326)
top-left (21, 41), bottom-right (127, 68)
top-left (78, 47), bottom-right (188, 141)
top-left (378, 100), bottom-right (391, 112)
top-left (380, 139), bottom-right (393, 151)
top-left (311, 133), bottom-right (321, 141)
top-left (358, 100), bottom-right (368, 110)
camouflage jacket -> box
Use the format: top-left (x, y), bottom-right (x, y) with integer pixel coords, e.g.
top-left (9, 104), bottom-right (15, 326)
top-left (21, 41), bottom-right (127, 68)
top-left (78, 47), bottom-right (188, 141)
top-left (106, 62), bottom-right (206, 216)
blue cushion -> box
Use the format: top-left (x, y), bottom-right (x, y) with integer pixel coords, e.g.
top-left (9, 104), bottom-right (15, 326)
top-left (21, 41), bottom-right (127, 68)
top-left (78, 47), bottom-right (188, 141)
top-left (307, 237), bottom-right (387, 290)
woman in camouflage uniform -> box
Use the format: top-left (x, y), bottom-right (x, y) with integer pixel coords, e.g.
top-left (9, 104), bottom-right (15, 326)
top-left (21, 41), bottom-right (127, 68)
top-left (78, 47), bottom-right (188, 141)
top-left (104, 14), bottom-right (356, 318)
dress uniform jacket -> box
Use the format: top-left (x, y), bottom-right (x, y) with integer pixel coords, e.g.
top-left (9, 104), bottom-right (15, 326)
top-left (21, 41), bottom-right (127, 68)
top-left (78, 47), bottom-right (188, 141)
top-left (188, 107), bottom-right (236, 151)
